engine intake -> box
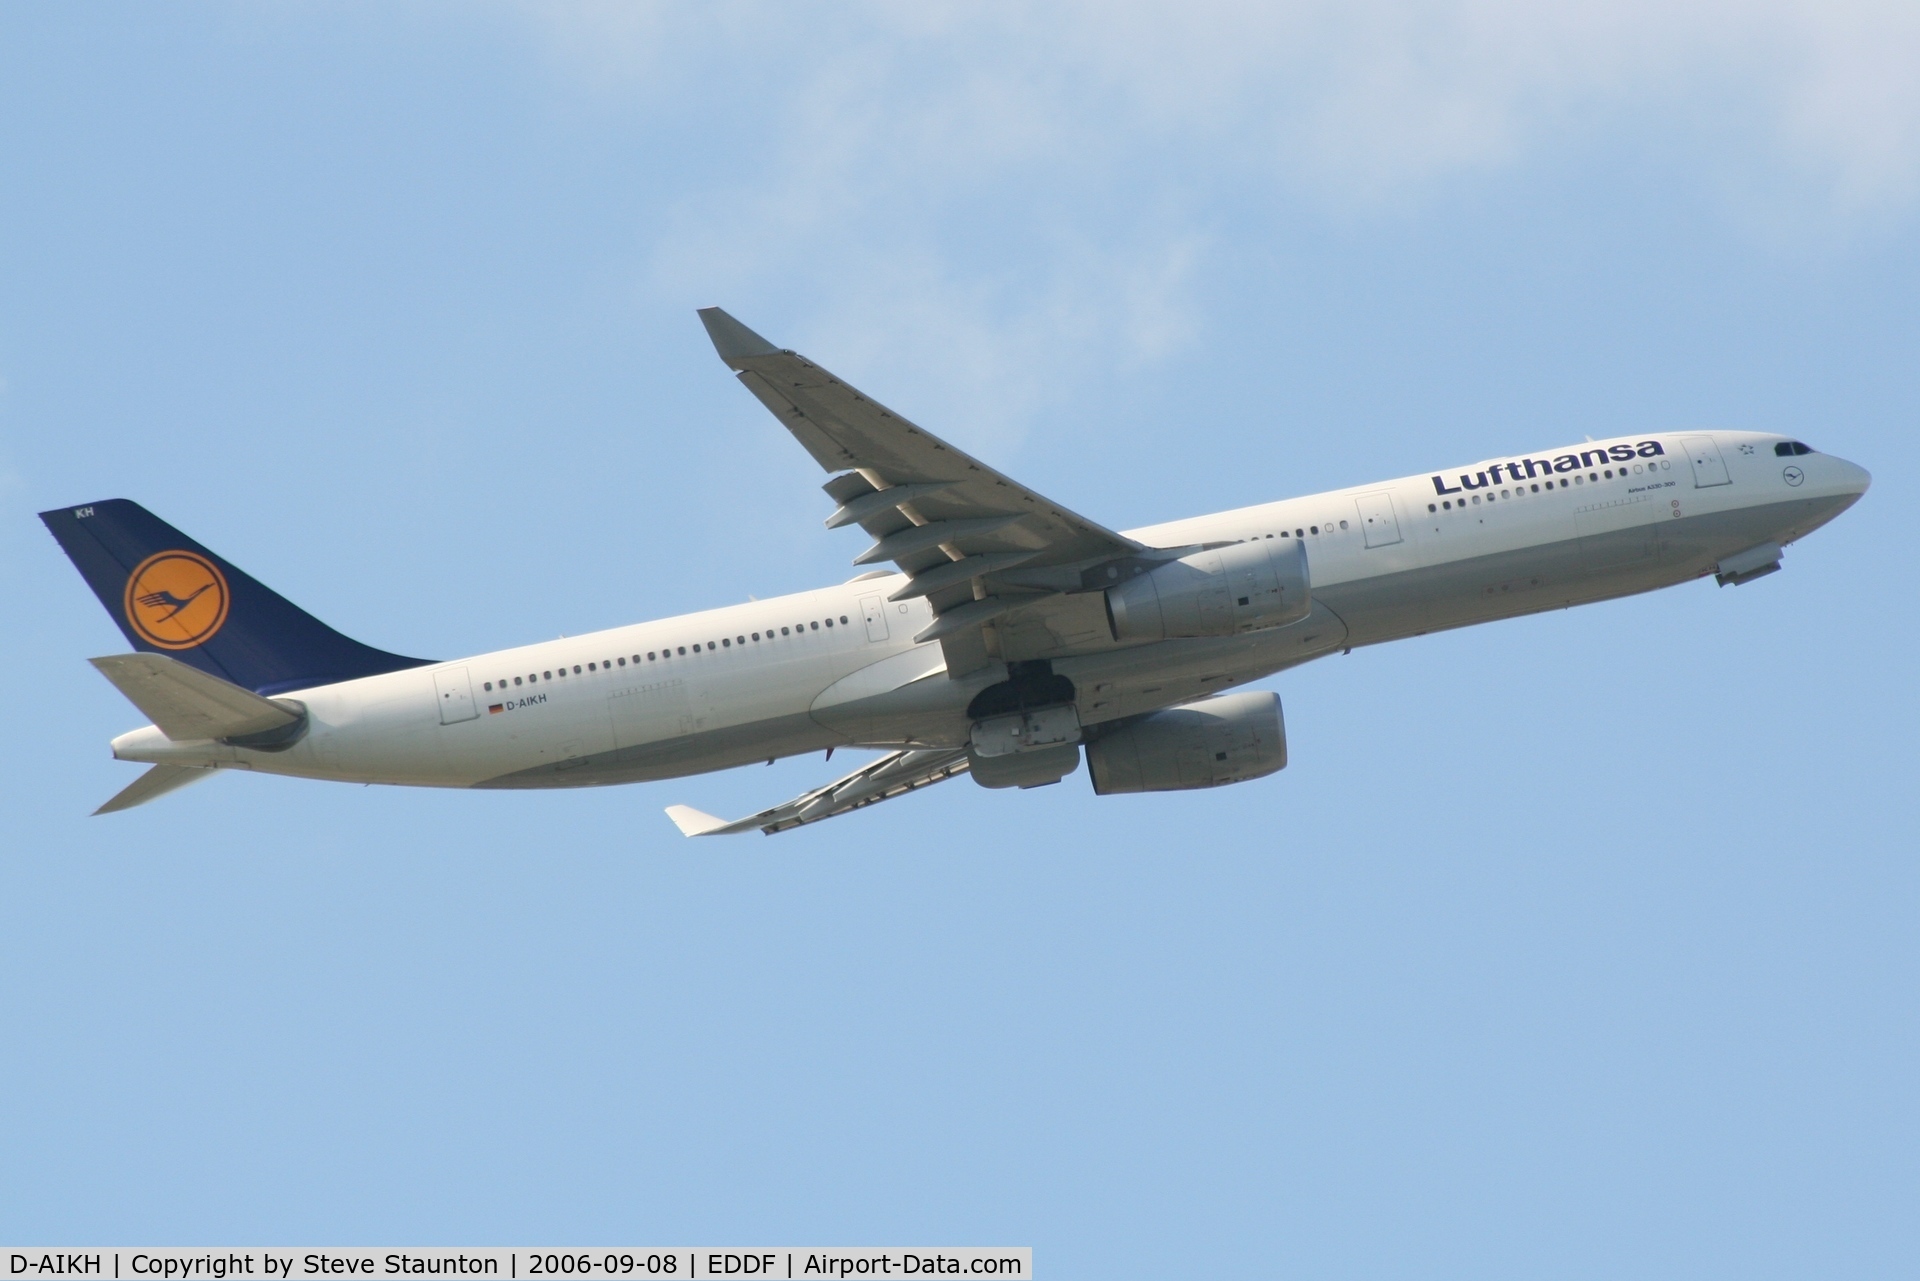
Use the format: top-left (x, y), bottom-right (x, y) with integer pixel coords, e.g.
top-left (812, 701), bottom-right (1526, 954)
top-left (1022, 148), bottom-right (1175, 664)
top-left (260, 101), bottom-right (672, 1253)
top-left (1106, 539), bottom-right (1310, 641)
top-left (1086, 691), bottom-right (1287, 795)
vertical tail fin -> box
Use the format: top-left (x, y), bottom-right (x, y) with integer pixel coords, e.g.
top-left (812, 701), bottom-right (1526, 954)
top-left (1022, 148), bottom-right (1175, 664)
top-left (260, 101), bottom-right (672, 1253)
top-left (41, 499), bottom-right (431, 696)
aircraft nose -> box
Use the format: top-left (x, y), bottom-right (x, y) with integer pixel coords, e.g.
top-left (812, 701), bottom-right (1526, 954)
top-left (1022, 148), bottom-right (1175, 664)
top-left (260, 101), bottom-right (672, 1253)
top-left (1831, 455), bottom-right (1872, 496)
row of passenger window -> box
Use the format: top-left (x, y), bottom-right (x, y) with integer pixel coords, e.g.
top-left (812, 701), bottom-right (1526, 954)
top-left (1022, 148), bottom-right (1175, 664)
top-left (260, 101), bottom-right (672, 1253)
top-left (1427, 462), bottom-right (1653, 513)
top-left (1252, 520), bottom-right (1348, 540)
top-left (483, 614), bottom-right (853, 693)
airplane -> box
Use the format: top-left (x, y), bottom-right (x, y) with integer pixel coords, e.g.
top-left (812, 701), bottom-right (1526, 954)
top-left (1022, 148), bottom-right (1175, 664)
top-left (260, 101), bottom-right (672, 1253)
top-left (41, 308), bottom-right (1870, 833)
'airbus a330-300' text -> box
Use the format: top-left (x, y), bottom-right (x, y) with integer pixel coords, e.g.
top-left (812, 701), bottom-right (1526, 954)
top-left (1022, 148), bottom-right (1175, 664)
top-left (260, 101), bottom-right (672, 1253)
top-left (42, 310), bottom-right (1869, 832)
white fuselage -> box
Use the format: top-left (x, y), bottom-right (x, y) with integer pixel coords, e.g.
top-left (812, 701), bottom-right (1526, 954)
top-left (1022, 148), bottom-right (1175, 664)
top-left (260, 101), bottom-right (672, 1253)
top-left (110, 431), bottom-right (1869, 791)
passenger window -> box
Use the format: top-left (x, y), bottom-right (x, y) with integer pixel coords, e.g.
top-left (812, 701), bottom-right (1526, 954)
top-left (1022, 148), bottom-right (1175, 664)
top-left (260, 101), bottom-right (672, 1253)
top-left (544, 670), bottom-right (553, 679)
top-left (722, 638), bottom-right (731, 647)
top-left (752, 632), bottom-right (760, 641)
top-left (811, 621), bottom-right (819, 630)
top-left (1531, 483), bottom-right (1540, 491)
top-left (1428, 503), bottom-right (1436, 512)
top-left (781, 627), bottom-right (790, 635)
top-left (738, 635), bottom-right (746, 644)
top-left (1339, 520), bottom-right (1347, 529)
top-left (514, 677), bottom-right (522, 686)
top-left (648, 652), bottom-right (656, 661)
top-left (1294, 528), bottom-right (1303, 537)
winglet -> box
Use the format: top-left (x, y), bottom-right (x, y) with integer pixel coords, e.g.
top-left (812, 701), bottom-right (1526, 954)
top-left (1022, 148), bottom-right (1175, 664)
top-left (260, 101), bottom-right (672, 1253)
top-left (664, 804), bottom-right (732, 837)
top-left (697, 307), bottom-right (780, 370)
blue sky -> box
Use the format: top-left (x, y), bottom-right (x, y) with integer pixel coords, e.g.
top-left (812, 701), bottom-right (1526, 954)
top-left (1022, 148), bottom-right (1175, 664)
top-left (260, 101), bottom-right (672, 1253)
top-left (3, 4), bottom-right (1916, 1276)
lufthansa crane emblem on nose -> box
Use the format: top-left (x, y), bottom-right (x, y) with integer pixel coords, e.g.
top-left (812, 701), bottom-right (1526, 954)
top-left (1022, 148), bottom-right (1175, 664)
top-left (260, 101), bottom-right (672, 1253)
top-left (1783, 466), bottom-right (1805, 487)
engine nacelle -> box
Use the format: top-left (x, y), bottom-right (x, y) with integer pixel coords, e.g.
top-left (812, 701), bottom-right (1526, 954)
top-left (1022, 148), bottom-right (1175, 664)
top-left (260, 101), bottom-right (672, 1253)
top-left (1105, 538), bottom-right (1310, 641)
top-left (1086, 691), bottom-right (1287, 795)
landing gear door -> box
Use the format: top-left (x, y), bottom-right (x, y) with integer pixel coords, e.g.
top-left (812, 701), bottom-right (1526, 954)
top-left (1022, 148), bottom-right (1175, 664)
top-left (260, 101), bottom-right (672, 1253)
top-left (434, 666), bottom-right (478, 725)
top-left (1355, 491), bottom-right (1403, 548)
top-left (1681, 435), bottom-right (1731, 488)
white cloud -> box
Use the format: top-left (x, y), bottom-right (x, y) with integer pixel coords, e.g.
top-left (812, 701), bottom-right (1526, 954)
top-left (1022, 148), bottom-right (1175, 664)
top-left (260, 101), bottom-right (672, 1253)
top-left (517, 0), bottom-right (1920, 446)
top-left (526, 0), bottom-right (1920, 213)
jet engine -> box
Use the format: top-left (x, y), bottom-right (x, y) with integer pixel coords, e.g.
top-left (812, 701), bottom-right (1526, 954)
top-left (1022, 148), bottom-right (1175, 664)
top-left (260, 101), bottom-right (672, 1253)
top-left (1085, 691), bottom-right (1287, 795)
top-left (1105, 538), bottom-right (1310, 642)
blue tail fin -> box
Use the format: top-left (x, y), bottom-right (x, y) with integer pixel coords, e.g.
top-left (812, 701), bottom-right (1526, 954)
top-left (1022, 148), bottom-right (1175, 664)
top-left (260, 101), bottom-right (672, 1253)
top-left (41, 499), bottom-right (432, 696)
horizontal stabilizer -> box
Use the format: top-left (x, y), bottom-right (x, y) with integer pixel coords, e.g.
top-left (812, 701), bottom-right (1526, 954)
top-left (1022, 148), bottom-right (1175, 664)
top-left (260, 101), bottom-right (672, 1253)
top-left (90, 652), bottom-right (304, 741)
top-left (94, 764), bottom-right (214, 815)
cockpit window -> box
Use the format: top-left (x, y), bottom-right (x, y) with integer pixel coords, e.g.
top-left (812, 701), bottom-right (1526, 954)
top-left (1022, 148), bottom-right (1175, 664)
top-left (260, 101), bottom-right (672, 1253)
top-left (1775, 441), bottom-right (1815, 456)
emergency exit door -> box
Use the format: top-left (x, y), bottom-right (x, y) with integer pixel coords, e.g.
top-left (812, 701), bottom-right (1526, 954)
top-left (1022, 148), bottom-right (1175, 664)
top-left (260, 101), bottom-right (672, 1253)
top-left (1680, 435), bottom-right (1731, 487)
top-left (859, 594), bottom-right (890, 642)
top-left (434, 666), bottom-right (478, 724)
top-left (1355, 491), bottom-right (1403, 548)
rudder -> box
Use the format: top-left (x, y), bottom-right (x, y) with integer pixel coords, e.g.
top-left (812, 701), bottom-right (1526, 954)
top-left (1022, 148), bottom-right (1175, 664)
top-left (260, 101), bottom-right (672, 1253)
top-left (41, 499), bottom-right (431, 696)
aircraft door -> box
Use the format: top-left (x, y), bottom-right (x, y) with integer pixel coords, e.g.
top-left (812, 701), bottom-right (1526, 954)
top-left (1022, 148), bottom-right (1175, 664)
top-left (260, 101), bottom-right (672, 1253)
top-left (1355, 491), bottom-right (1403, 548)
top-left (860, 593), bottom-right (890, 642)
top-left (433, 666), bottom-right (478, 724)
top-left (1681, 435), bottom-right (1731, 488)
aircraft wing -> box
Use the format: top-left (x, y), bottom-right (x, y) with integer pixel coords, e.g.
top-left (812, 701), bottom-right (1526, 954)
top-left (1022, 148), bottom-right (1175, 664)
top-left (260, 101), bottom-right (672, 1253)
top-left (665, 746), bottom-right (971, 836)
top-left (699, 308), bottom-right (1147, 673)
